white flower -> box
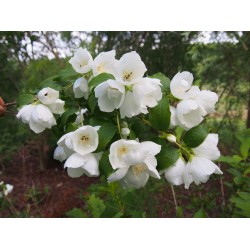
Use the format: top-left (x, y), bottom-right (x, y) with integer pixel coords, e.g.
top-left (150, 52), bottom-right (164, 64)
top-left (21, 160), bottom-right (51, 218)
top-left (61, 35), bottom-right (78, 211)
top-left (95, 79), bottom-right (125, 112)
top-left (65, 152), bottom-right (102, 178)
top-left (29, 104), bottom-right (57, 133)
top-left (73, 77), bottom-right (89, 99)
top-left (183, 156), bottom-right (223, 189)
top-left (175, 99), bottom-right (205, 130)
top-left (47, 99), bottom-right (65, 115)
top-left (53, 146), bottom-right (68, 162)
top-left (75, 108), bottom-right (88, 125)
top-left (192, 133), bottom-right (220, 161)
top-left (108, 140), bottom-right (161, 189)
top-left (4, 184), bottom-right (13, 196)
top-left (170, 71), bottom-right (199, 100)
top-left (114, 51), bottom-right (147, 86)
top-left (37, 87), bottom-right (59, 105)
top-left (69, 48), bottom-right (93, 74)
top-left (195, 90), bottom-right (218, 114)
top-left (16, 104), bottom-right (35, 123)
top-left (70, 126), bottom-right (99, 155)
top-left (92, 50), bottom-right (117, 76)
top-left (163, 158), bottom-right (186, 185)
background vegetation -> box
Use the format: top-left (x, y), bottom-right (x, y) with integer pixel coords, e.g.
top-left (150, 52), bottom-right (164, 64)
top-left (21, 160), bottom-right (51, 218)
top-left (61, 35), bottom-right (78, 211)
top-left (0, 31), bottom-right (250, 217)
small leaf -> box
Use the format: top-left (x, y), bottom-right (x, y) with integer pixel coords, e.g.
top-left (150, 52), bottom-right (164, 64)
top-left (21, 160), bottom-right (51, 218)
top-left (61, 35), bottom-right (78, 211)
top-left (88, 93), bottom-right (97, 114)
top-left (88, 73), bottom-right (115, 91)
top-left (65, 208), bottom-right (86, 218)
top-left (17, 94), bottom-right (36, 107)
top-left (194, 208), bottom-right (206, 218)
top-left (59, 108), bottom-right (77, 126)
top-left (99, 151), bottom-right (114, 178)
top-left (183, 124), bottom-right (208, 148)
top-left (156, 143), bottom-right (180, 172)
top-left (87, 194), bottom-right (106, 218)
top-left (150, 72), bottom-right (170, 93)
top-left (96, 123), bottom-right (117, 152)
top-left (59, 67), bottom-right (80, 80)
top-left (176, 206), bottom-right (184, 218)
top-left (149, 97), bottom-right (170, 131)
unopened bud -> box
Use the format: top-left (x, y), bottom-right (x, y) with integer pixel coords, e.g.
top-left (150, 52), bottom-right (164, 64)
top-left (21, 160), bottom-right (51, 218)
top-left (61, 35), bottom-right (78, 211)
top-left (121, 128), bottom-right (130, 137)
top-left (166, 134), bottom-right (176, 143)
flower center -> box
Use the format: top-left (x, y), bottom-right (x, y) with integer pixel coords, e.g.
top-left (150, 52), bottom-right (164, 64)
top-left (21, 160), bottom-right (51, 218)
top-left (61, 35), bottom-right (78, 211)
top-left (123, 71), bottom-right (133, 81)
top-left (118, 146), bottom-right (128, 157)
top-left (132, 163), bottom-right (146, 176)
top-left (97, 63), bottom-right (106, 73)
top-left (80, 135), bottom-right (89, 143)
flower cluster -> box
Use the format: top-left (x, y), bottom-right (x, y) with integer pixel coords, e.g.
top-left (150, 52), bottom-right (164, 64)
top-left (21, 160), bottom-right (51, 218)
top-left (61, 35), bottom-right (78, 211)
top-left (70, 48), bottom-right (162, 118)
top-left (17, 87), bottom-right (65, 133)
top-left (163, 133), bottom-right (222, 189)
top-left (16, 47), bottom-right (223, 190)
top-left (0, 181), bottom-right (13, 198)
top-left (169, 71), bottom-right (218, 130)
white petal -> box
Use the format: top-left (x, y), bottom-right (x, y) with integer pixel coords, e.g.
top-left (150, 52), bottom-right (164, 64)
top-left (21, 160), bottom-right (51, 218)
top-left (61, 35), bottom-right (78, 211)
top-left (53, 146), bottom-right (68, 162)
top-left (192, 133), bottom-right (220, 160)
top-left (37, 87), bottom-right (59, 105)
top-left (144, 155), bottom-right (161, 179)
top-left (16, 104), bottom-right (35, 123)
top-left (195, 90), bottom-right (218, 114)
top-left (29, 119), bottom-right (46, 133)
top-left (140, 141), bottom-right (161, 156)
top-left (170, 71), bottom-right (194, 99)
top-left (187, 157), bottom-right (223, 186)
top-left (119, 91), bottom-right (141, 118)
top-left (67, 167), bottom-right (85, 178)
top-left (31, 104), bottom-right (56, 127)
top-left (47, 99), bottom-right (65, 115)
top-left (170, 106), bottom-right (177, 128)
top-left (176, 99), bottom-right (204, 130)
top-left (107, 167), bottom-right (130, 182)
top-left (80, 153), bottom-right (100, 177)
top-left (122, 167), bottom-right (149, 189)
top-left (73, 77), bottom-right (89, 99)
top-left (64, 153), bottom-right (86, 169)
top-left (164, 158), bottom-right (186, 185)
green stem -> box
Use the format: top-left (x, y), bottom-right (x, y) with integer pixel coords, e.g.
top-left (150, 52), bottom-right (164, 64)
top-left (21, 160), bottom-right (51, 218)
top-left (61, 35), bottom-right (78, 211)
top-left (116, 111), bottom-right (122, 138)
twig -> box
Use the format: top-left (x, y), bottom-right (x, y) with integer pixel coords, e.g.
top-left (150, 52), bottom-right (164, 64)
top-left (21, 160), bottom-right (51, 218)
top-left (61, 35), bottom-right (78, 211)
top-left (170, 184), bottom-right (178, 212)
top-left (220, 174), bottom-right (226, 207)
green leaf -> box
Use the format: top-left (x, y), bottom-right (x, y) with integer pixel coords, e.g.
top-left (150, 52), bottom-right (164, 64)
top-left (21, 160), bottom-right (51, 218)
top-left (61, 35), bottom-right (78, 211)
top-left (156, 143), bottom-right (180, 172)
top-left (183, 124), bottom-right (208, 148)
top-left (176, 206), bottom-right (184, 218)
top-left (87, 194), bottom-right (106, 218)
top-left (150, 73), bottom-right (170, 93)
top-left (149, 97), bottom-right (170, 131)
top-left (39, 79), bottom-right (63, 91)
top-left (88, 93), bottom-right (97, 114)
top-left (65, 123), bottom-right (78, 133)
top-left (17, 94), bottom-right (36, 107)
top-left (88, 73), bottom-right (115, 91)
top-left (59, 108), bottom-right (77, 126)
top-left (99, 151), bottom-right (114, 178)
top-left (65, 208), bottom-right (87, 218)
top-left (96, 123), bottom-right (117, 152)
top-left (59, 67), bottom-right (80, 80)
top-left (113, 212), bottom-right (124, 218)
top-left (193, 208), bottom-right (206, 218)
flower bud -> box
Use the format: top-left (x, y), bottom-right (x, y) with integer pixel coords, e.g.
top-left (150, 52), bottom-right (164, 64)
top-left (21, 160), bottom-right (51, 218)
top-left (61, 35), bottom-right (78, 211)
top-left (166, 134), bottom-right (176, 143)
top-left (121, 128), bottom-right (130, 137)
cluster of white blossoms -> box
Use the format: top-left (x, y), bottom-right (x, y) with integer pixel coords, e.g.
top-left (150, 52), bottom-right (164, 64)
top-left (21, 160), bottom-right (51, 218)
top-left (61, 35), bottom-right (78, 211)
top-left (53, 125), bottom-right (102, 178)
top-left (16, 47), bottom-right (223, 190)
top-left (163, 133), bottom-right (222, 189)
top-left (0, 181), bottom-right (13, 198)
top-left (70, 48), bottom-right (162, 118)
top-left (16, 87), bottom-right (65, 133)
top-left (169, 71), bottom-right (218, 130)
top-left (108, 140), bottom-right (161, 188)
